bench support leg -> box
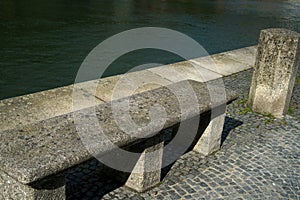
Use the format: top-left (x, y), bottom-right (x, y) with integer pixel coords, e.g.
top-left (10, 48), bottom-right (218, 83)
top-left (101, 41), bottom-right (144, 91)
top-left (125, 134), bottom-right (164, 192)
top-left (193, 113), bottom-right (225, 156)
top-left (0, 171), bottom-right (66, 200)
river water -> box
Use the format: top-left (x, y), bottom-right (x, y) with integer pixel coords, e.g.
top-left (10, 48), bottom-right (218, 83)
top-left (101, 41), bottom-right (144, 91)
top-left (0, 0), bottom-right (299, 99)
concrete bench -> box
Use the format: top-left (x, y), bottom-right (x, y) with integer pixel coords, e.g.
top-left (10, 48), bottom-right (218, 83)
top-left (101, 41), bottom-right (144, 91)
top-left (0, 79), bottom-right (237, 199)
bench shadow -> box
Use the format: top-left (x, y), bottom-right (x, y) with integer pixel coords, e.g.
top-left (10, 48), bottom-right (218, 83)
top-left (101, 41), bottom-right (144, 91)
top-left (221, 116), bottom-right (243, 145)
top-left (66, 116), bottom-right (243, 199)
top-left (66, 159), bottom-right (125, 200)
top-left (161, 116), bottom-right (243, 180)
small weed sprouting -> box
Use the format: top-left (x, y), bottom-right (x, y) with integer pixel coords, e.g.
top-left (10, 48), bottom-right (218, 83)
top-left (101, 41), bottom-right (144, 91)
top-left (264, 113), bottom-right (275, 124)
top-left (239, 106), bottom-right (253, 115)
top-left (157, 181), bottom-right (163, 186)
top-left (265, 118), bottom-right (274, 124)
top-left (237, 98), bottom-right (254, 115)
top-left (237, 99), bottom-right (248, 105)
top-left (288, 107), bottom-right (294, 115)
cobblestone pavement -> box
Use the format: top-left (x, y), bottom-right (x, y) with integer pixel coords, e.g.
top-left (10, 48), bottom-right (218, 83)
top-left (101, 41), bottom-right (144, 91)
top-left (66, 69), bottom-right (300, 199)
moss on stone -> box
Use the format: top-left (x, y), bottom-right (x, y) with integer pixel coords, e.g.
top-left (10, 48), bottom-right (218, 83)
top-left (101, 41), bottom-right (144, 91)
top-left (296, 76), bottom-right (300, 84)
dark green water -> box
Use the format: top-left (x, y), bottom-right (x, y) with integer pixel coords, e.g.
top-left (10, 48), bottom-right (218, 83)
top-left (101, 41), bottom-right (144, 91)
top-left (0, 0), bottom-right (299, 100)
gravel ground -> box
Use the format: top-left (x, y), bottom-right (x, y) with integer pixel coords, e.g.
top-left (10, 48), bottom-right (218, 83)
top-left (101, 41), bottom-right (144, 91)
top-left (66, 69), bottom-right (300, 200)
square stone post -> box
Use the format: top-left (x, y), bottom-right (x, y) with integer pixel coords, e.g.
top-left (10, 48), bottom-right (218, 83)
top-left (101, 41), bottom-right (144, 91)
top-left (193, 113), bottom-right (225, 156)
top-left (125, 134), bottom-right (164, 192)
top-left (249, 28), bottom-right (300, 117)
top-left (0, 171), bottom-right (66, 200)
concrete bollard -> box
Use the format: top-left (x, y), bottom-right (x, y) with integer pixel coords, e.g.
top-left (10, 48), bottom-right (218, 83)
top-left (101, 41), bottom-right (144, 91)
top-left (249, 28), bottom-right (300, 117)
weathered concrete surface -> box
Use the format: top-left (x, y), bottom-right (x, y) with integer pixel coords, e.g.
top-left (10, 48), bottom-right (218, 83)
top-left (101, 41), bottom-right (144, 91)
top-left (125, 134), bottom-right (164, 192)
top-left (147, 60), bottom-right (222, 83)
top-left (192, 47), bottom-right (256, 76)
top-left (222, 46), bottom-right (257, 67)
top-left (0, 81), bottom-right (104, 131)
top-left (193, 113), bottom-right (226, 156)
top-left (249, 28), bottom-right (300, 117)
top-left (93, 70), bottom-right (172, 102)
top-left (0, 171), bottom-right (65, 200)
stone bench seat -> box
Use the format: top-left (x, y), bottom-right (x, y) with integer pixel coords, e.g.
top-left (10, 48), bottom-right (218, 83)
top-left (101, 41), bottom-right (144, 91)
top-left (0, 79), bottom-right (237, 199)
